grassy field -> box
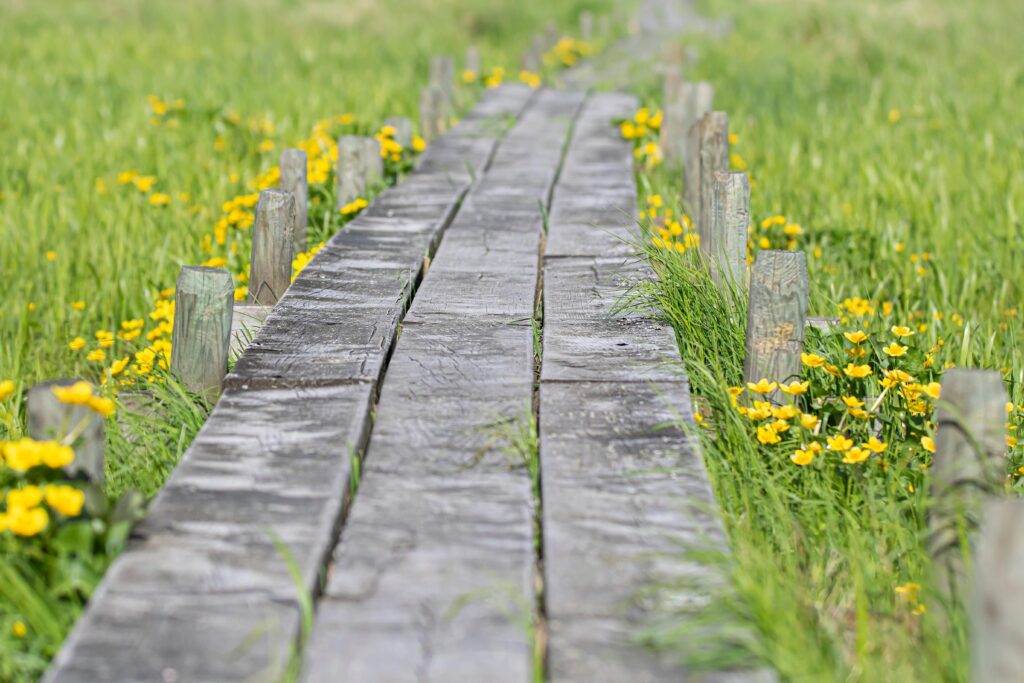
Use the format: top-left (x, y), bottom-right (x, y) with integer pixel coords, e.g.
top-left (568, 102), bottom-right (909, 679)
top-left (624, 0), bottom-right (1024, 679)
top-left (0, 1), bottom-right (610, 679)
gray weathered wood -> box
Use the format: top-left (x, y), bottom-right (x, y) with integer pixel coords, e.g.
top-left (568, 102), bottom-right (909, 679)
top-left (170, 266), bottom-right (234, 397)
top-left (697, 111), bottom-right (729, 243)
top-left (659, 66), bottom-right (685, 168)
top-left (705, 170), bottom-right (750, 292)
top-left (929, 368), bottom-right (1008, 601)
top-left (248, 189), bottom-right (296, 305)
top-left (27, 380), bottom-right (104, 483)
top-left (805, 316), bottom-right (839, 331)
top-left (362, 136), bottom-right (384, 188)
top-left (419, 84), bottom-right (448, 142)
top-left (682, 82), bottom-right (713, 222)
top-left (971, 499), bottom-right (1024, 683)
top-left (522, 34), bottom-right (544, 72)
top-left (465, 45), bottom-right (481, 76)
top-left (429, 54), bottom-right (455, 107)
top-left (229, 303), bottom-right (272, 360)
top-left (383, 115), bottom-right (413, 150)
top-left (336, 135), bottom-right (375, 207)
top-left (279, 148), bottom-right (308, 255)
top-left (544, 19), bottom-right (559, 48)
top-left (743, 250), bottom-right (808, 404)
top-left (579, 11), bottom-right (594, 42)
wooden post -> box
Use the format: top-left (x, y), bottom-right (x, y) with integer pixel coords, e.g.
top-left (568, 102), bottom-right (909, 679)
top-left (706, 171), bottom-right (750, 292)
top-left (544, 20), bottom-right (559, 48)
top-left (697, 111), bottom-right (729, 247)
top-left (660, 67), bottom-right (685, 168)
top-left (465, 45), bottom-right (481, 76)
top-left (429, 55), bottom-right (455, 108)
top-left (336, 135), bottom-right (374, 207)
top-left (27, 380), bottom-right (105, 483)
top-left (682, 82), bottom-right (714, 223)
top-left (248, 189), bottom-right (296, 305)
top-left (363, 136), bottom-right (383, 188)
top-left (383, 116), bottom-right (414, 150)
top-left (743, 250), bottom-right (808, 404)
top-left (929, 368), bottom-right (1008, 601)
top-left (580, 11), bottom-right (593, 42)
top-left (170, 266), bottom-right (234, 398)
top-left (419, 85), bottom-right (447, 142)
top-left (522, 34), bottom-right (544, 73)
top-left (279, 148), bottom-right (308, 256)
top-left (971, 499), bottom-right (1024, 683)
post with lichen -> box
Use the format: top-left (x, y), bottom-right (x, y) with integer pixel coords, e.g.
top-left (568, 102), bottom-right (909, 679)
top-left (682, 82), bottom-right (714, 222)
top-left (279, 148), bottom-right (308, 256)
top-left (419, 85), bottom-right (448, 142)
top-left (249, 189), bottom-right (296, 306)
top-left (170, 266), bottom-right (234, 398)
top-left (928, 369), bottom-right (1007, 603)
top-left (336, 135), bottom-right (373, 207)
top-left (743, 250), bottom-right (808, 405)
top-left (697, 111), bottom-right (729, 247)
top-left (27, 380), bottom-right (105, 483)
top-left (706, 170), bottom-right (750, 293)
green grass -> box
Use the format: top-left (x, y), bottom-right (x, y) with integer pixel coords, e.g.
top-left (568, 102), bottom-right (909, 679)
top-left (0, 1), bottom-right (614, 679)
top-left (623, 0), bottom-right (1024, 679)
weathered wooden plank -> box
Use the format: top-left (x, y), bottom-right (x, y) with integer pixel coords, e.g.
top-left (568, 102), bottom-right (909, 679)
top-left (930, 368), bottom-right (1008, 601)
top-left (170, 266), bottom-right (234, 397)
top-left (248, 189), bottom-right (296, 305)
top-left (697, 111), bottom-right (729, 244)
top-left (280, 148), bottom-right (308, 254)
top-left (705, 170), bottom-right (750, 292)
top-left (42, 383), bottom-right (374, 683)
top-left (301, 89), bottom-right (585, 683)
top-left (742, 250), bottom-right (808, 404)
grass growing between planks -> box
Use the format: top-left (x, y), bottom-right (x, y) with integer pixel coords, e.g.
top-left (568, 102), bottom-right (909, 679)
top-left (620, 0), bottom-right (1024, 679)
top-left (0, 1), bottom-right (615, 679)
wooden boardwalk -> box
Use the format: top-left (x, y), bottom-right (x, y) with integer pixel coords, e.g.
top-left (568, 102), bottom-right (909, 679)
top-left (45, 85), bottom-right (751, 683)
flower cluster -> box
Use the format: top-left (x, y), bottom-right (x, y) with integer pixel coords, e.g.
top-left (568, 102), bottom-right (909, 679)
top-left (544, 37), bottom-right (593, 67)
top-left (748, 213), bottom-right (805, 257)
top-left (642, 195), bottom-right (700, 253)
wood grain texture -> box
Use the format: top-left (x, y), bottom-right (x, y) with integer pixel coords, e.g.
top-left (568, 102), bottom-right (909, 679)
top-left (248, 189), bottom-right (296, 305)
top-left (170, 266), bottom-right (234, 397)
top-left (301, 89), bottom-right (585, 683)
top-left (336, 135), bottom-right (373, 207)
top-left (279, 148), bottom-right (308, 254)
top-left (971, 499), bottom-right (1024, 683)
top-left (659, 66), bottom-right (685, 167)
top-left (682, 83), bottom-right (713, 223)
top-left (27, 380), bottom-right (105, 483)
top-left (420, 84), bottom-right (448, 141)
top-left (742, 250), bottom-right (808, 404)
top-left (697, 111), bottom-right (729, 244)
top-left (229, 303), bottom-right (271, 361)
top-left (706, 170), bottom-right (750, 292)
top-left (929, 369), bottom-right (1008, 600)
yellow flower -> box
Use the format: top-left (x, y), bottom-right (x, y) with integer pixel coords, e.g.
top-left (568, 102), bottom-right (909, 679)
top-left (921, 436), bottom-right (936, 453)
top-left (110, 357), bottom-right (130, 376)
top-left (0, 380), bottom-right (14, 401)
top-left (791, 448), bottom-right (815, 466)
top-left (70, 301), bottom-right (86, 311)
top-left (891, 325), bottom-right (915, 337)
top-left (68, 337), bottom-right (86, 351)
top-left (86, 349), bottom-right (106, 362)
top-left (87, 396), bottom-right (116, 418)
top-left (773, 404), bottom-right (798, 420)
top-left (747, 379), bottom-right (778, 394)
top-left (258, 139), bottom-right (275, 153)
top-left (461, 69), bottom-right (478, 83)
top-left (52, 382), bottom-right (94, 404)
top-left (746, 401), bottom-right (774, 421)
top-left (412, 135), bottom-right (426, 153)
top-left (132, 175), bottom-right (156, 193)
top-left (149, 192), bottom-right (171, 206)
top-left (11, 621), bottom-right (26, 638)
top-left (922, 382), bottom-right (941, 400)
top-left (843, 446), bottom-right (870, 464)
top-left (883, 343), bottom-right (908, 357)
top-left (7, 486), bottom-right (43, 510)
top-left (41, 441), bottom-right (74, 468)
top-left (844, 363), bottom-right (872, 379)
top-left (894, 582), bottom-right (920, 603)
top-left (888, 108), bottom-right (901, 124)
top-left (844, 331), bottom-right (868, 344)
top-left (799, 413), bottom-right (819, 430)
top-left (46, 251), bottom-right (57, 261)
top-left (801, 353), bottom-right (826, 368)
top-left (827, 434), bottom-right (854, 452)
top-left (756, 424), bottom-right (781, 445)
top-left (841, 396), bottom-right (865, 409)
top-left (7, 505), bottom-right (49, 537)
top-left (45, 485), bottom-right (85, 517)
top-left (880, 369), bottom-right (914, 388)
top-left (779, 380), bottom-right (809, 396)
top-left (862, 436), bottom-right (887, 453)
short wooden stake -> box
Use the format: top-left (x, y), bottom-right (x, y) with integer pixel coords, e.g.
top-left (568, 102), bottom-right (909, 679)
top-left (682, 82), bottom-right (714, 222)
top-left (522, 34), bottom-right (544, 73)
top-left (971, 499), bottom-right (1024, 683)
top-left (363, 136), bottom-right (383, 188)
top-left (743, 250), bottom-right (808, 404)
top-left (336, 135), bottom-right (374, 207)
top-left (419, 85), bottom-right (448, 142)
top-left (27, 380), bottom-right (105, 483)
top-left (383, 115), bottom-right (414, 150)
top-left (279, 148), bottom-right (308, 256)
top-left (580, 11), bottom-right (594, 42)
top-left (706, 171), bottom-right (750, 292)
top-left (170, 266), bottom-right (234, 398)
top-left (429, 55), bottom-right (455, 107)
top-left (544, 20), bottom-right (559, 48)
top-left (929, 368), bottom-right (1007, 601)
top-left (660, 67), bottom-right (685, 168)
top-left (465, 45), bottom-right (481, 77)
top-left (248, 189), bottom-right (296, 305)
top-left (697, 111), bottom-right (729, 245)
